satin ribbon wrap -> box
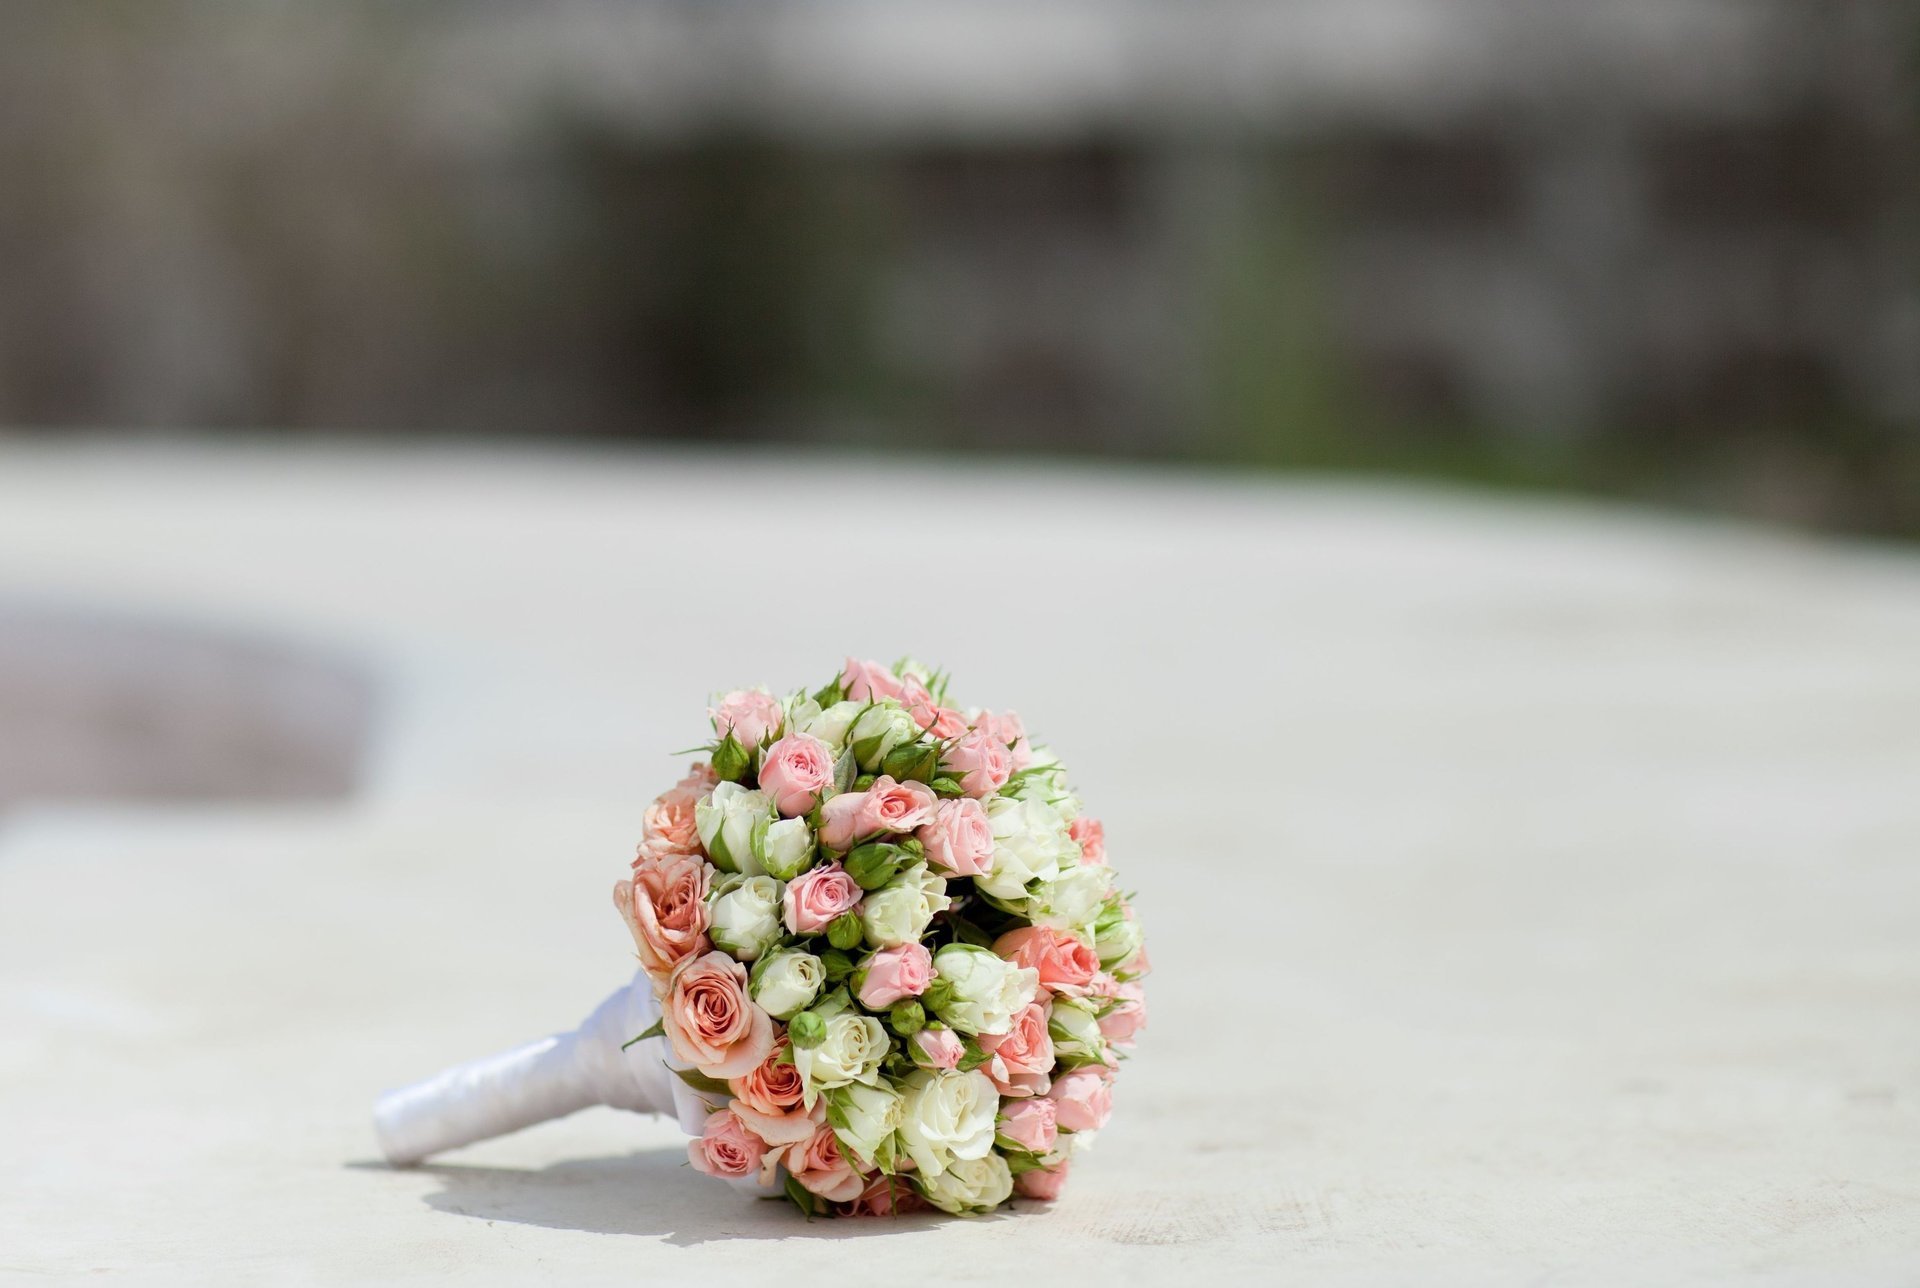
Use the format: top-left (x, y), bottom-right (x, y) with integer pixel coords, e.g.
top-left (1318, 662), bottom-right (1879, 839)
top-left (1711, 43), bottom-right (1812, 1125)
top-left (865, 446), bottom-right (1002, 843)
top-left (374, 971), bottom-right (773, 1193)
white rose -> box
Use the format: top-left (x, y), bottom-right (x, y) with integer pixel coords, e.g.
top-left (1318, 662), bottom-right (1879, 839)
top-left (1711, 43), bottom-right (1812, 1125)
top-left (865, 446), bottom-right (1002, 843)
top-left (897, 1068), bottom-right (999, 1179)
top-left (929, 943), bottom-right (1038, 1037)
top-left (797, 699), bottom-right (866, 752)
top-left (825, 1080), bottom-right (903, 1166)
top-left (695, 782), bottom-right (772, 874)
top-left (1048, 995), bottom-right (1106, 1064)
top-left (795, 1013), bottom-right (888, 1096)
top-left (849, 700), bottom-right (918, 772)
top-left (859, 863), bottom-right (952, 949)
top-left (1094, 898), bottom-right (1142, 968)
top-left (706, 874), bottom-right (784, 961)
top-left (756, 816), bottom-right (817, 881)
top-left (917, 1152), bottom-right (1013, 1214)
top-left (1028, 864), bottom-right (1112, 935)
top-left (977, 795), bottom-right (1077, 902)
top-left (750, 947), bottom-right (824, 1019)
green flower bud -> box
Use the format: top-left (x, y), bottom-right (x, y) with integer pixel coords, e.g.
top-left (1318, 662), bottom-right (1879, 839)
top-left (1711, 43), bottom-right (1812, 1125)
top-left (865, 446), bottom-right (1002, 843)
top-left (711, 732), bottom-right (751, 783)
top-left (819, 948), bottom-right (855, 985)
top-left (787, 1010), bottom-right (827, 1048)
top-left (844, 842), bottom-right (909, 891)
top-left (881, 739), bottom-right (939, 784)
top-left (826, 911), bottom-right (866, 951)
top-left (889, 1000), bottom-right (926, 1036)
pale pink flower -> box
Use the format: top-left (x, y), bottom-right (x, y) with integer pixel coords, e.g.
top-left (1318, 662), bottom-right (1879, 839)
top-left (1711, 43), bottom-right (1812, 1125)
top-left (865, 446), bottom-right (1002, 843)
top-left (1014, 1161), bottom-right (1070, 1201)
top-left (845, 1172), bottom-right (931, 1216)
top-left (941, 728), bottom-right (1011, 798)
top-left (818, 776), bottom-right (937, 850)
top-left (1098, 982), bottom-right (1147, 1049)
top-left (642, 782), bottom-right (705, 855)
top-left (970, 709), bottom-right (1033, 772)
top-left (1047, 1067), bottom-right (1113, 1132)
top-left (662, 951), bottom-right (777, 1079)
top-left (758, 732), bottom-right (836, 817)
top-left (910, 1027), bottom-right (965, 1071)
top-left (997, 1097), bottom-right (1057, 1154)
top-left (709, 688), bottom-right (783, 749)
top-left (687, 1107), bottom-right (768, 1180)
top-left (912, 701), bottom-right (968, 740)
top-left (839, 658), bottom-right (907, 704)
top-left (994, 925), bottom-right (1100, 999)
top-left (856, 942), bottom-right (932, 1010)
top-left (916, 797), bottom-right (994, 878)
top-left (783, 861), bottom-right (862, 934)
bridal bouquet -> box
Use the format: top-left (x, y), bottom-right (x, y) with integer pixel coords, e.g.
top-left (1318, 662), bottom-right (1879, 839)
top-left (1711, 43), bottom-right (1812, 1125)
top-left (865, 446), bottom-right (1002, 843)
top-left (619, 659), bottom-right (1148, 1216)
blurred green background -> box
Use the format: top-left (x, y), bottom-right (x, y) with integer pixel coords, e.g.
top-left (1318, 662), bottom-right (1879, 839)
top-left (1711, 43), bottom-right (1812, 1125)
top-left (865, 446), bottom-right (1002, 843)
top-left (2, 1), bottom-right (1917, 533)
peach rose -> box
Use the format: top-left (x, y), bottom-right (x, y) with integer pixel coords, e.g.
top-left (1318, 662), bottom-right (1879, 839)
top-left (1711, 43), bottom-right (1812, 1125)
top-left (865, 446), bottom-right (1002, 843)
top-left (994, 925), bottom-right (1099, 999)
top-left (976, 1000), bottom-right (1054, 1098)
top-left (662, 951), bottom-right (777, 1079)
top-left (783, 861), bottom-right (863, 934)
top-left (687, 1107), bottom-right (768, 1180)
top-left (642, 782), bottom-right (705, 855)
top-left (941, 728), bottom-right (1011, 799)
top-left (709, 688), bottom-right (783, 749)
top-left (1047, 1067), bottom-right (1113, 1132)
top-left (759, 732), bottom-right (836, 817)
top-left (917, 797), bottom-right (994, 878)
top-left (997, 1097), bottom-right (1057, 1154)
top-left (728, 1040), bottom-right (817, 1145)
top-left (1068, 815), bottom-right (1106, 866)
top-left (856, 942), bottom-right (932, 1010)
top-left (615, 849), bottom-right (712, 981)
top-left (783, 1124), bottom-right (867, 1203)
top-left (818, 775), bottom-right (937, 850)
top-left (1014, 1161), bottom-right (1069, 1201)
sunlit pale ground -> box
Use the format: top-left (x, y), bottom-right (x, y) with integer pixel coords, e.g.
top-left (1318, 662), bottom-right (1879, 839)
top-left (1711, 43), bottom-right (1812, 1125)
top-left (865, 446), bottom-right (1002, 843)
top-left (1, 441), bottom-right (1917, 1286)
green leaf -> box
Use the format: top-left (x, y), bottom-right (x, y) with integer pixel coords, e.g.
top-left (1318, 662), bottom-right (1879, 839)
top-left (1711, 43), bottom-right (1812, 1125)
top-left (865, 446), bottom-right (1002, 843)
top-left (832, 747), bottom-right (858, 795)
top-left (620, 1018), bottom-right (665, 1050)
top-left (956, 1040), bottom-right (991, 1073)
top-left (670, 1065), bottom-right (734, 1097)
top-left (783, 1174), bottom-right (819, 1218)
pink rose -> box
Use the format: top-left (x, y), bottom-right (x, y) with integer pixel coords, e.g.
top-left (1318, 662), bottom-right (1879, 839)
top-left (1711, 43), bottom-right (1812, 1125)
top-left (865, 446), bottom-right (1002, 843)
top-left (642, 780), bottom-right (705, 854)
top-left (839, 658), bottom-right (907, 704)
top-left (783, 861), bottom-right (862, 934)
top-left (997, 1097), bottom-right (1057, 1154)
top-left (846, 1172), bottom-right (930, 1217)
top-left (940, 728), bottom-right (1011, 799)
top-left (856, 942), bottom-right (932, 1010)
top-left (1068, 815), bottom-right (1106, 866)
top-left (1098, 982), bottom-right (1146, 1048)
top-left (1047, 1067), bottom-right (1113, 1132)
top-left (916, 798), bottom-right (994, 878)
top-left (911, 701), bottom-right (968, 740)
top-left (994, 926), bottom-right (1099, 999)
top-left (661, 951), bottom-right (777, 1079)
top-left (1119, 942), bottom-right (1151, 979)
top-left (783, 1124), bottom-right (867, 1204)
top-left (687, 1107), bottom-right (768, 1180)
top-left (614, 849), bottom-right (712, 981)
top-left (1014, 1161), bottom-right (1069, 1201)
top-left (910, 1027), bottom-right (965, 1071)
top-left (818, 776), bottom-right (937, 850)
top-left (759, 732), bottom-right (835, 817)
top-left (976, 1000), bottom-right (1054, 1098)
top-left (709, 688), bottom-right (783, 750)
top-left (970, 709), bottom-right (1033, 772)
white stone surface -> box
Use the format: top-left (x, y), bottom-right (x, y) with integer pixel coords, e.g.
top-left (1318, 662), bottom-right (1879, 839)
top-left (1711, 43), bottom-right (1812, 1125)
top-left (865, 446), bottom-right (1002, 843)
top-left (1, 442), bottom-right (1917, 1285)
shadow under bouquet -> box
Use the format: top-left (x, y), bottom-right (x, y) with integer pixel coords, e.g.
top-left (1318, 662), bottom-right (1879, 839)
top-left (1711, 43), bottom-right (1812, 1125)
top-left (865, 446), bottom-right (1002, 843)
top-left (375, 658), bottom-right (1147, 1218)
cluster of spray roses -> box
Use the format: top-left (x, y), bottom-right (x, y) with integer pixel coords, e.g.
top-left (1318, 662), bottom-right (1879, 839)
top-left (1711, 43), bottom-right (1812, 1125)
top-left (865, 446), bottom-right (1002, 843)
top-left (613, 658), bottom-right (1148, 1217)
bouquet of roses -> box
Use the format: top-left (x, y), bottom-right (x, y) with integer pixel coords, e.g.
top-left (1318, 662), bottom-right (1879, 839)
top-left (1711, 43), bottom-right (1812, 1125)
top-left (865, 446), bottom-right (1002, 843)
top-left (619, 659), bottom-right (1147, 1216)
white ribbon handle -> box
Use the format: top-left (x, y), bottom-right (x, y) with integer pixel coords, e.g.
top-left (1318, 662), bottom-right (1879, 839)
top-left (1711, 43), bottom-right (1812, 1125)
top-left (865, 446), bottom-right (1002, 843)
top-left (374, 971), bottom-right (708, 1167)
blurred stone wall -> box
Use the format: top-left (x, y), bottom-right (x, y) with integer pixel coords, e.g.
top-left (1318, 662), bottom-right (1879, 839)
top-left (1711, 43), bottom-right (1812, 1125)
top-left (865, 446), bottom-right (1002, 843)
top-left (0, 1), bottom-right (1915, 529)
